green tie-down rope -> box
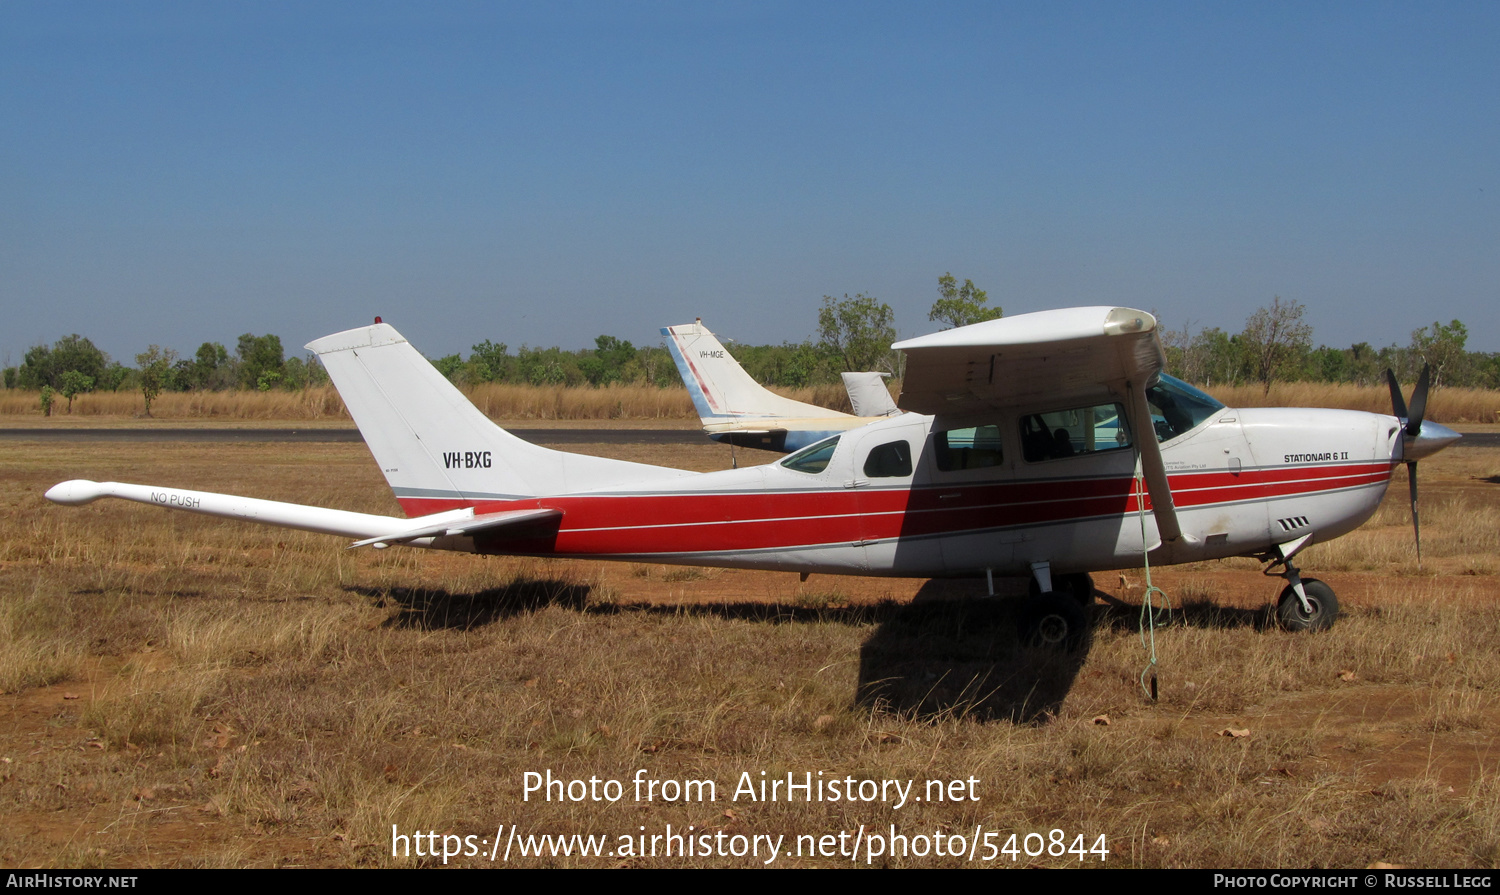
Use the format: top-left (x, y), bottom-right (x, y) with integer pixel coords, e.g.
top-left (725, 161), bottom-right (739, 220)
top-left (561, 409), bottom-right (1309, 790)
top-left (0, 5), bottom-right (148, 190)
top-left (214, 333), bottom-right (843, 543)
top-left (1134, 468), bottom-right (1172, 701)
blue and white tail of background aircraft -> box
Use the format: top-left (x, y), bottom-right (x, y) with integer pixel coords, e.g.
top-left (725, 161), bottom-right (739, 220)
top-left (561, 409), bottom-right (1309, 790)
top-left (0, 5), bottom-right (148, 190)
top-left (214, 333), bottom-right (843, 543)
top-left (662, 319), bottom-right (898, 453)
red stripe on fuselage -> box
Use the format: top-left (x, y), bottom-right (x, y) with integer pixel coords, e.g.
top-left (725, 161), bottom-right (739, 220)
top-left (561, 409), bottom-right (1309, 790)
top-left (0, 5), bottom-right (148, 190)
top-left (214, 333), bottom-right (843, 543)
top-left (396, 461), bottom-right (1395, 556)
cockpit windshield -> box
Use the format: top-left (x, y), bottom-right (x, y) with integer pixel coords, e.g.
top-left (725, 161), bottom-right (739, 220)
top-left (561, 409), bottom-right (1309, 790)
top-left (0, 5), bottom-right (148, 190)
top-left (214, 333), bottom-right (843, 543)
top-left (1145, 374), bottom-right (1224, 442)
top-left (780, 435), bottom-right (841, 474)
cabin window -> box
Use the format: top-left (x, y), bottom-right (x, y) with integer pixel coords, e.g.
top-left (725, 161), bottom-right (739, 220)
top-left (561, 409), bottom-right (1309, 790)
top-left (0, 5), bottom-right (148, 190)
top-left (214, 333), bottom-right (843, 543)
top-left (934, 425), bottom-right (1004, 471)
top-left (781, 436), bottom-right (841, 474)
top-left (1021, 404), bottom-right (1131, 462)
top-left (863, 440), bottom-right (913, 478)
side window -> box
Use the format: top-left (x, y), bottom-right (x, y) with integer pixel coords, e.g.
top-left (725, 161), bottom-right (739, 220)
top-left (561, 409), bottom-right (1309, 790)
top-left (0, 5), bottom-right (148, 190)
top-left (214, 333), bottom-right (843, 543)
top-left (863, 440), bottom-right (913, 478)
top-left (1021, 404), bottom-right (1131, 462)
top-left (933, 425), bottom-right (1004, 472)
top-left (781, 436), bottom-right (840, 474)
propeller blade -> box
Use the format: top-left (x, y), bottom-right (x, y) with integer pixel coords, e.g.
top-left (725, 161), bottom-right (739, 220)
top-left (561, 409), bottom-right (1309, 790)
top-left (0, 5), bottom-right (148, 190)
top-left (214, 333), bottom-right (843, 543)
top-left (1407, 460), bottom-right (1422, 568)
top-left (1389, 364), bottom-right (1440, 567)
top-left (1385, 368), bottom-right (1409, 421)
top-left (1406, 364), bottom-right (1431, 437)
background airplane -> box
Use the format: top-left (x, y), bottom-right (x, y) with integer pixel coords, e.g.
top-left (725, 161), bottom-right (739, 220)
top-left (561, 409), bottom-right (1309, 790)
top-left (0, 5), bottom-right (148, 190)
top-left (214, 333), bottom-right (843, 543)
top-left (661, 319), bottom-right (897, 453)
top-left (47, 308), bottom-right (1460, 647)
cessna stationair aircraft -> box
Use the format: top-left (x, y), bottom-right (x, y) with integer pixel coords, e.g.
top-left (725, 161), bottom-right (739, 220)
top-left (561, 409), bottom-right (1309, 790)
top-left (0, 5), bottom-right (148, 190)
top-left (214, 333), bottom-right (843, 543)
top-left (46, 307), bottom-right (1459, 647)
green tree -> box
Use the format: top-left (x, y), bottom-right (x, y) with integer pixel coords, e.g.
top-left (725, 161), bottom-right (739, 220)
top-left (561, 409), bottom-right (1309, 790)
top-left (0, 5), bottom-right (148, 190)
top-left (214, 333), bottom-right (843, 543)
top-left (39, 385), bottom-right (54, 417)
top-left (1409, 320), bottom-right (1468, 388)
top-left (1307, 345), bottom-right (1348, 383)
top-left (581, 335), bottom-right (636, 386)
top-left (432, 354), bottom-right (466, 381)
top-left (98, 362), bottom-right (131, 392)
top-left (928, 273), bottom-right (1001, 329)
top-left (304, 355), bottom-right (330, 387)
top-left (59, 370), bottom-right (94, 413)
top-left (1241, 296), bottom-right (1312, 394)
top-left (1343, 342), bottom-right (1382, 386)
top-left (635, 345), bottom-right (681, 388)
top-left (818, 292), bottom-right (898, 374)
top-left (1474, 353), bottom-right (1500, 390)
top-left (515, 345), bottom-right (582, 386)
top-left (236, 334), bottom-right (285, 390)
top-left (181, 342), bottom-right (232, 390)
top-left (1162, 317), bottom-right (1247, 386)
top-left (136, 346), bottom-right (177, 416)
top-left (17, 334), bottom-right (109, 391)
top-left (281, 356), bottom-right (308, 390)
top-left (468, 340), bottom-right (511, 382)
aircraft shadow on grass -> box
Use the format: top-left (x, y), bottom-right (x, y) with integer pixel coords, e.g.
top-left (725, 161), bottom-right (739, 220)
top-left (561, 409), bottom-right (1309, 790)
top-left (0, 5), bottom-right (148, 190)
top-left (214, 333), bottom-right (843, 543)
top-left (1092, 594), bottom-right (1269, 634)
top-left (348, 578), bottom-right (593, 630)
top-left (853, 579), bottom-right (1086, 724)
top-left (348, 575), bottom-right (1280, 725)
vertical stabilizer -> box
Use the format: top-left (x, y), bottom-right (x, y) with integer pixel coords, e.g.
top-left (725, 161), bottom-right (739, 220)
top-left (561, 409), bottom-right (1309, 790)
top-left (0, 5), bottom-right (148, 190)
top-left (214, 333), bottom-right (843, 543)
top-left (662, 320), bottom-right (852, 424)
top-left (307, 324), bottom-right (694, 511)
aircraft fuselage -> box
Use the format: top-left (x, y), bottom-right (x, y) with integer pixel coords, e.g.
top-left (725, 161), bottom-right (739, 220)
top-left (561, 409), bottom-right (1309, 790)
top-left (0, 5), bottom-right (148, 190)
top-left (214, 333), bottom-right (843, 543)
top-left (398, 405), bottom-right (1403, 578)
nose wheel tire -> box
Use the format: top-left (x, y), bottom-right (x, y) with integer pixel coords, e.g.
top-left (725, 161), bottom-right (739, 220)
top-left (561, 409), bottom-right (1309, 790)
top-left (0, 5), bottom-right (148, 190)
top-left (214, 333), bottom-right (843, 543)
top-left (1276, 578), bottom-right (1339, 632)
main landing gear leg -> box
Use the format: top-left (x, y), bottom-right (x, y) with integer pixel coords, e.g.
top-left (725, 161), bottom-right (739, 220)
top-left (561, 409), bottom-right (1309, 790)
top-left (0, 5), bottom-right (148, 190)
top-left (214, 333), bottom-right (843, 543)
top-left (1019, 561), bottom-right (1089, 651)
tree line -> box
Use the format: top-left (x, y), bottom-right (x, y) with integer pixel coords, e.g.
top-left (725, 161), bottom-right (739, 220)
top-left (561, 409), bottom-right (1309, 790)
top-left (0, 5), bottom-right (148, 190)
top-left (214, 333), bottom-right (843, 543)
top-left (4, 333), bottom-right (330, 415)
top-left (5, 280), bottom-right (1495, 417)
top-left (1162, 301), bottom-right (1493, 391)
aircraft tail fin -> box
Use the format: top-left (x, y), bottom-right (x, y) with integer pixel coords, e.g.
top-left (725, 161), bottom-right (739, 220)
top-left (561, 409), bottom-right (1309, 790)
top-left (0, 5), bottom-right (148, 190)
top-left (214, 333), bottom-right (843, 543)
top-left (662, 319), bottom-right (852, 425)
top-left (308, 323), bottom-right (694, 514)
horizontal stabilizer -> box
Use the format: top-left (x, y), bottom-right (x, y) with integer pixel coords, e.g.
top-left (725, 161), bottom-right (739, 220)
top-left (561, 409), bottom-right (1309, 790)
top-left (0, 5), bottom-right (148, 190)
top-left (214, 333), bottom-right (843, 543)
top-left (45, 479), bottom-right (418, 540)
top-left (42, 479), bottom-right (563, 552)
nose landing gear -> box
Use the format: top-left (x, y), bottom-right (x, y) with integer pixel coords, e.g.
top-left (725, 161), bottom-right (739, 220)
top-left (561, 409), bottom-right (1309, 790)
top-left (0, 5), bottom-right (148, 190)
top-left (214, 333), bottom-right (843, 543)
top-left (1268, 559), bottom-right (1340, 632)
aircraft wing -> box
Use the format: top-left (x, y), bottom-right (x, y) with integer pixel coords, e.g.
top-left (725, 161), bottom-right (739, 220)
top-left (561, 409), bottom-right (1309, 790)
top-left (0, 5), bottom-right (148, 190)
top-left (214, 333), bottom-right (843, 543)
top-left (894, 307), bottom-right (1189, 545)
top-left (894, 307), bottom-right (1162, 416)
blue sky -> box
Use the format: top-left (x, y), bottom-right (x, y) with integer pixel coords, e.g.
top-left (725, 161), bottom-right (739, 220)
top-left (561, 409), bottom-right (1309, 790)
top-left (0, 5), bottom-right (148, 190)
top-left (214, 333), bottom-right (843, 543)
top-left (3, 1), bottom-right (1496, 367)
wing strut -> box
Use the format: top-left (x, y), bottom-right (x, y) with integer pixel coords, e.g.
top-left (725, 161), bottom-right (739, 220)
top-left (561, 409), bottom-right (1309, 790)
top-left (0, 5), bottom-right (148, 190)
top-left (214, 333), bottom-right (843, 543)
top-left (1123, 380), bottom-right (1190, 545)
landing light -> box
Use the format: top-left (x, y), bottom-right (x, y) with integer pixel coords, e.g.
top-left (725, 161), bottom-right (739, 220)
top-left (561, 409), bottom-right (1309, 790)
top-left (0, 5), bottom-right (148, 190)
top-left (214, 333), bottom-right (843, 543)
top-left (1103, 308), bottom-right (1155, 336)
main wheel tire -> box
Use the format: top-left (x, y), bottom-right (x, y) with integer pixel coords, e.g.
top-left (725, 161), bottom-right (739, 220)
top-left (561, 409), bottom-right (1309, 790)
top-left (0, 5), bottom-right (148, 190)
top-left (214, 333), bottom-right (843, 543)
top-left (1060, 572), bottom-right (1095, 606)
top-left (1020, 593), bottom-right (1090, 651)
top-left (1276, 578), bottom-right (1339, 632)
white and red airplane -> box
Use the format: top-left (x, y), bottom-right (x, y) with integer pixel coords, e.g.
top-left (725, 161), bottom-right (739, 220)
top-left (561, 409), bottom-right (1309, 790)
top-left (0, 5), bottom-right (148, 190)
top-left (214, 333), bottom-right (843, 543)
top-left (661, 318), bottom-right (898, 454)
top-left (46, 308), bottom-right (1459, 645)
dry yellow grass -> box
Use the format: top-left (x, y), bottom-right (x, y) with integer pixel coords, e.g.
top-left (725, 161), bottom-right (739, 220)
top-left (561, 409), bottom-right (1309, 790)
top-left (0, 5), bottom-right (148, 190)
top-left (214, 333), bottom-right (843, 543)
top-left (462, 382), bottom-right (694, 420)
top-left (1210, 381), bottom-right (1500, 423)
top-left (4, 379), bottom-right (1496, 423)
top-left (0, 380), bottom-right (865, 423)
top-left (0, 386), bottom-right (349, 420)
